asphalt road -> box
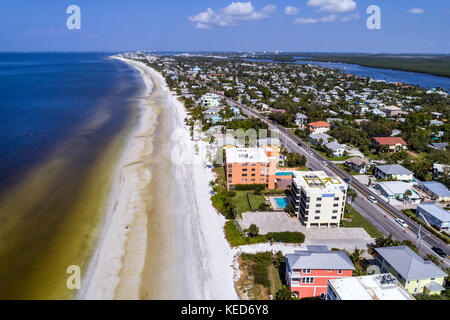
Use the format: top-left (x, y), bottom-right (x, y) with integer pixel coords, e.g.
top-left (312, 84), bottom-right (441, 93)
top-left (216, 92), bottom-right (449, 267)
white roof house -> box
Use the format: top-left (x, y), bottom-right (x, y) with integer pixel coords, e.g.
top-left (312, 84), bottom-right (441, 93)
top-left (327, 274), bottom-right (415, 300)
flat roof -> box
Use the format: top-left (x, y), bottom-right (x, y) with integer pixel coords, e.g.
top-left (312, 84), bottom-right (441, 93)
top-left (292, 171), bottom-right (347, 194)
top-left (225, 148), bottom-right (269, 163)
top-left (328, 274), bottom-right (415, 300)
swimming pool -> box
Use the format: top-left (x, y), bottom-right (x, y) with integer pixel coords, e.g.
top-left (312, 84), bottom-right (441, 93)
top-left (275, 198), bottom-right (287, 209)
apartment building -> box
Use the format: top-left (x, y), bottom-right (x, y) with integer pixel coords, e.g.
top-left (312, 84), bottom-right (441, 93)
top-left (288, 171), bottom-right (348, 228)
top-left (286, 246), bottom-right (355, 299)
top-left (224, 147), bottom-right (277, 190)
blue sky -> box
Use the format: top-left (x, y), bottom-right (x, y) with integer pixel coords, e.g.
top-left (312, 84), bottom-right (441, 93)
top-left (1, 0), bottom-right (449, 53)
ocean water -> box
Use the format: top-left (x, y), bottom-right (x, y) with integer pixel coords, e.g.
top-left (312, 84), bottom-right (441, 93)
top-left (0, 53), bottom-right (142, 299)
top-left (245, 58), bottom-right (450, 91)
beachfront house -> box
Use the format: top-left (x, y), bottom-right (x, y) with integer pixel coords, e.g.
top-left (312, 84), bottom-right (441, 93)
top-left (374, 246), bottom-right (447, 295)
top-left (286, 246), bottom-right (355, 299)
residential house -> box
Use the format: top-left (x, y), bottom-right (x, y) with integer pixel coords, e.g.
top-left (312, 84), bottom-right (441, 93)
top-left (374, 246), bottom-right (447, 295)
top-left (325, 141), bottom-right (347, 157)
top-left (308, 121), bottom-right (331, 134)
top-left (382, 106), bottom-right (408, 117)
top-left (429, 142), bottom-right (448, 151)
top-left (286, 246), bottom-right (355, 299)
top-left (375, 181), bottom-right (420, 203)
top-left (295, 113), bottom-right (308, 129)
top-left (308, 133), bottom-right (332, 146)
top-left (416, 203), bottom-right (450, 231)
top-left (374, 164), bottom-right (414, 181)
top-left (372, 137), bottom-right (408, 152)
top-left (417, 181), bottom-right (450, 202)
top-left (326, 274), bottom-right (415, 300)
top-left (344, 157), bottom-right (368, 174)
top-left (433, 164), bottom-right (450, 179)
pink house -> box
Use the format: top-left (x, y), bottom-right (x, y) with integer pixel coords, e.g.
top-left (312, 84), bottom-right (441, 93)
top-left (285, 246), bottom-right (355, 299)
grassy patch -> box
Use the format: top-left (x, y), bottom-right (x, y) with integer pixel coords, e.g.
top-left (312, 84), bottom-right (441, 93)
top-left (224, 220), bottom-right (268, 247)
top-left (224, 220), bottom-right (305, 247)
top-left (341, 204), bottom-right (383, 238)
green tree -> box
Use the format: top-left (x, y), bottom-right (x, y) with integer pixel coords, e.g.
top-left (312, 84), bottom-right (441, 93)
top-left (248, 224), bottom-right (259, 237)
top-left (275, 286), bottom-right (293, 300)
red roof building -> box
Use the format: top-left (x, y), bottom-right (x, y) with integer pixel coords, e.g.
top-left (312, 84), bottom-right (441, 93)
top-left (372, 137), bottom-right (408, 151)
top-left (308, 121), bottom-right (331, 133)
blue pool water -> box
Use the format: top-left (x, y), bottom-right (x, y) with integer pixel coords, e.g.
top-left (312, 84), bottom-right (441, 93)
top-left (275, 198), bottom-right (288, 209)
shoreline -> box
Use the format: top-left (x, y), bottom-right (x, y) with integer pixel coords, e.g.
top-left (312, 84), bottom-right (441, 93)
top-left (80, 58), bottom-right (238, 300)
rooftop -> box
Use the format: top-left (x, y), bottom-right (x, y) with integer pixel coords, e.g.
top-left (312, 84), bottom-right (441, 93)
top-left (225, 148), bottom-right (269, 163)
top-left (419, 181), bottom-right (450, 198)
top-left (286, 246), bottom-right (355, 270)
top-left (308, 121), bottom-right (331, 128)
top-left (373, 137), bottom-right (407, 146)
top-left (376, 181), bottom-right (415, 197)
top-left (292, 171), bottom-right (347, 194)
top-left (375, 164), bottom-right (413, 176)
top-left (417, 203), bottom-right (450, 223)
top-left (328, 274), bottom-right (415, 300)
top-left (375, 246), bottom-right (447, 281)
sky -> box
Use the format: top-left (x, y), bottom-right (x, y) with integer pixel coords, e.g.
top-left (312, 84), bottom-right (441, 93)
top-left (1, 0), bottom-right (449, 53)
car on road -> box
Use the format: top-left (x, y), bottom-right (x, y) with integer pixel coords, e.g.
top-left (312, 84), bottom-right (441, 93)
top-left (367, 196), bottom-right (377, 204)
top-left (395, 218), bottom-right (408, 229)
top-left (309, 151), bottom-right (313, 155)
top-left (432, 246), bottom-right (447, 258)
top-left (322, 161), bottom-right (328, 166)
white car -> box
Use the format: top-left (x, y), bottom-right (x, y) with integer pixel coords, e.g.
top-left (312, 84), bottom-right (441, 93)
top-left (395, 218), bottom-right (408, 229)
top-left (322, 161), bottom-right (328, 166)
top-left (367, 196), bottom-right (377, 204)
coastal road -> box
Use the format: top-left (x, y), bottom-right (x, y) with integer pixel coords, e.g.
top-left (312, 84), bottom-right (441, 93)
top-left (215, 92), bottom-right (450, 267)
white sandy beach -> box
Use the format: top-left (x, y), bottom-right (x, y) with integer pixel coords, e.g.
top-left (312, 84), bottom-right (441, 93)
top-left (79, 58), bottom-right (238, 300)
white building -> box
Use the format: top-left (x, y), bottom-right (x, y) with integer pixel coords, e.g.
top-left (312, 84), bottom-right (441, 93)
top-left (199, 93), bottom-right (221, 108)
top-left (288, 171), bottom-right (347, 228)
top-left (326, 274), bottom-right (415, 300)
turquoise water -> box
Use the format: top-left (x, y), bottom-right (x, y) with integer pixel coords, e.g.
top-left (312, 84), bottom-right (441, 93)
top-left (275, 198), bottom-right (288, 209)
top-left (275, 172), bottom-right (293, 176)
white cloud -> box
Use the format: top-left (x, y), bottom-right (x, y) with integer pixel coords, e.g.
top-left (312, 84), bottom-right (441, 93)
top-left (285, 6), bottom-right (299, 15)
top-left (307, 0), bottom-right (356, 13)
top-left (294, 14), bottom-right (337, 24)
top-left (340, 12), bottom-right (360, 22)
top-left (189, 2), bottom-right (276, 29)
top-left (408, 8), bottom-right (425, 14)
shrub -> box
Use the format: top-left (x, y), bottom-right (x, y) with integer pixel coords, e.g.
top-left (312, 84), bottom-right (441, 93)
top-left (266, 232), bottom-right (305, 243)
top-left (235, 184), bottom-right (266, 191)
top-left (251, 264), bottom-right (270, 289)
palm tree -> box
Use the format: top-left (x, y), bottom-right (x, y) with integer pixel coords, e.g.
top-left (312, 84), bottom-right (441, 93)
top-left (375, 234), bottom-right (394, 248)
top-left (351, 247), bottom-right (366, 264)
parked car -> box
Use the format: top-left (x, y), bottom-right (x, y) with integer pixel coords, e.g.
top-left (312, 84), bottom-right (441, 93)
top-left (367, 196), bottom-right (377, 204)
top-left (395, 218), bottom-right (408, 228)
top-left (432, 246), bottom-right (447, 258)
